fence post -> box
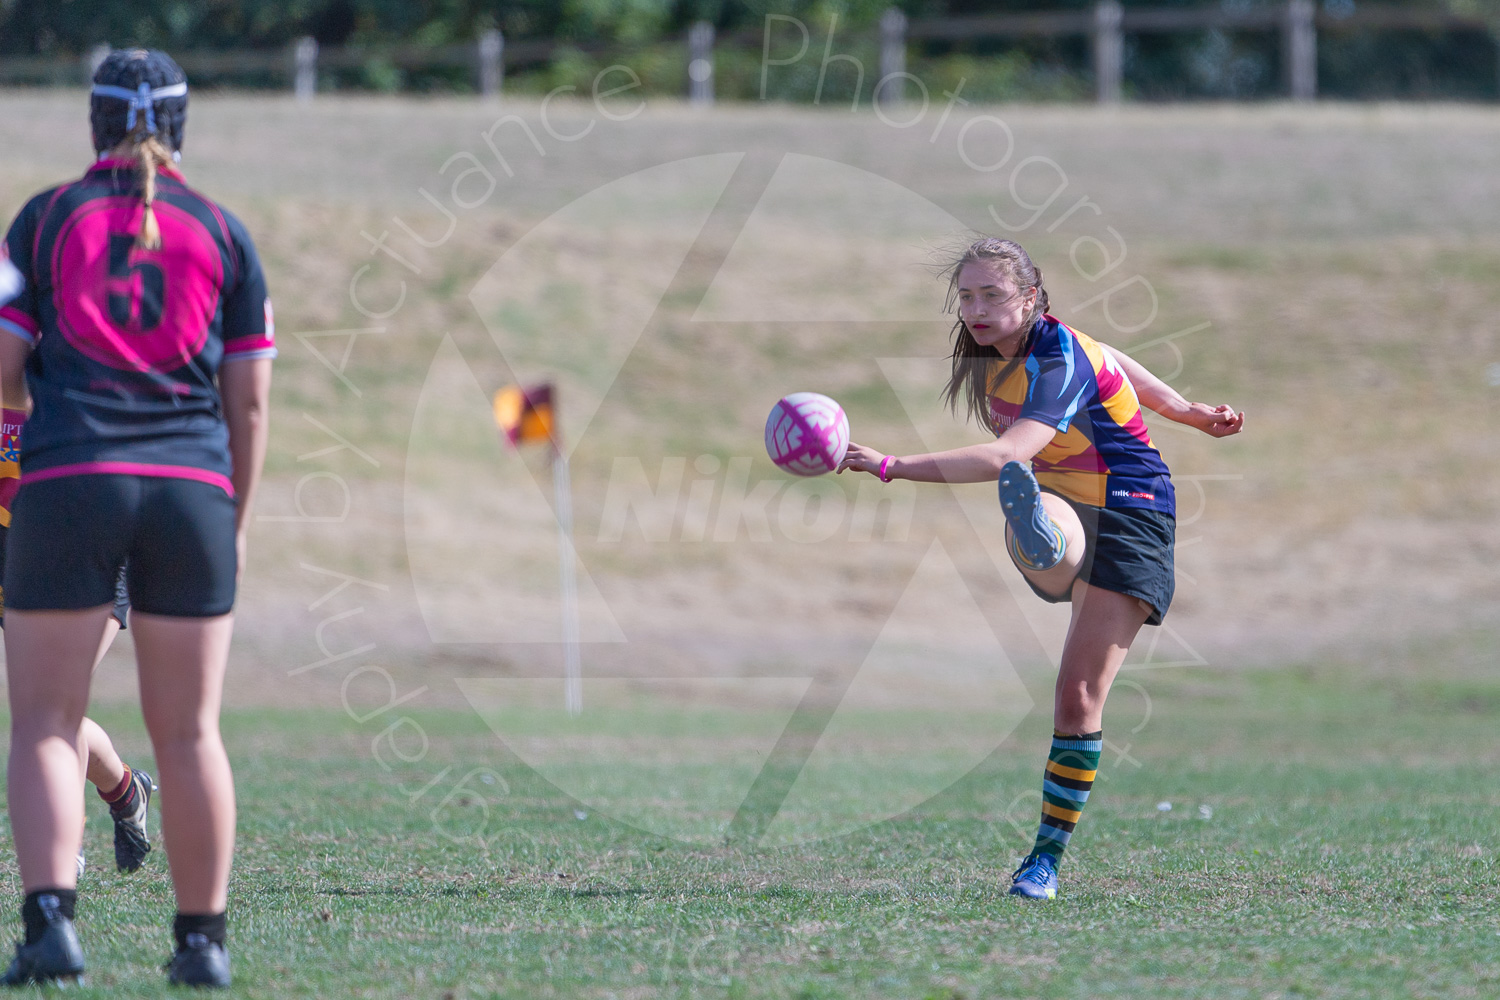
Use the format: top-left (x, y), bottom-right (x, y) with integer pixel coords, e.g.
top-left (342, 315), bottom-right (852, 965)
top-left (877, 7), bottom-right (908, 106)
top-left (688, 21), bottom-right (714, 105)
top-left (1285, 0), bottom-right (1316, 100)
top-left (294, 36), bottom-right (318, 101)
top-left (478, 28), bottom-right (503, 97)
top-left (1094, 0), bottom-right (1123, 104)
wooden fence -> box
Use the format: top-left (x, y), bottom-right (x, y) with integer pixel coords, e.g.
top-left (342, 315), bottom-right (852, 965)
top-left (1, 2), bottom-right (1494, 103)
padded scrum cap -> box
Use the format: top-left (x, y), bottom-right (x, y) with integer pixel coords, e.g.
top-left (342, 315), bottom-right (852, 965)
top-left (91, 48), bottom-right (188, 154)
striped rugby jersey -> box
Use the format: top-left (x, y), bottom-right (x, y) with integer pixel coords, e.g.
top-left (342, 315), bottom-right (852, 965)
top-left (987, 315), bottom-right (1175, 517)
top-left (0, 408), bottom-right (18, 528)
top-left (0, 256), bottom-right (21, 526)
top-left (0, 158), bottom-right (275, 496)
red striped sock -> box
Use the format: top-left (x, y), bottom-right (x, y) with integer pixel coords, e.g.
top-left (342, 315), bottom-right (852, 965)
top-left (99, 764), bottom-right (134, 807)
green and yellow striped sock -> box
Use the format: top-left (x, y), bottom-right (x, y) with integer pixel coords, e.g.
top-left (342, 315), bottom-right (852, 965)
top-left (1032, 730), bottom-right (1102, 863)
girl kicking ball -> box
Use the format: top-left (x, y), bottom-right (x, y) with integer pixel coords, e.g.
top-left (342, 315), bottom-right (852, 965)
top-left (838, 237), bottom-right (1241, 900)
top-left (0, 49), bottom-right (273, 985)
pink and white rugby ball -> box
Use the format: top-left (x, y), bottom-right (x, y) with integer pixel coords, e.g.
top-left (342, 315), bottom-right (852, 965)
top-left (765, 392), bottom-right (850, 477)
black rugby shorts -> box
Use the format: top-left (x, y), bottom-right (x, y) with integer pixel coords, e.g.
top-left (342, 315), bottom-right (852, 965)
top-left (5, 474), bottom-right (236, 618)
top-left (0, 525), bottom-right (130, 628)
top-left (1020, 489), bottom-right (1176, 626)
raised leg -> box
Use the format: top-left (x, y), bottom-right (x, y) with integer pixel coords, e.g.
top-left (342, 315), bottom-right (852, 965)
top-left (80, 617), bottom-right (126, 790)
top-left (79, 718), bottom-right (125, 794)
top-left (1005, 493), bottom-right (1087, 598)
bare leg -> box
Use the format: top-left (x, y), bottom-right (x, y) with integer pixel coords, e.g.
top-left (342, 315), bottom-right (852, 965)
top-left (79, 719), bottom-right (125, 793)
top-left (1009, 582), bottom-right (1151, 887)
top-left (1053, 580), bottom-right (1152, 734)
top-left (1005, 493), bottom-right (1087, 598)
top-left (81, 619), bottom-right (126, 792)
top-left (132, 612), bottom-right (235, 914)
top-left (5, 607), bottom-right (114, 891)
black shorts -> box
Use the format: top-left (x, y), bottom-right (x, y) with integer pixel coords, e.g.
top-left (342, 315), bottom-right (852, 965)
top-left (0, 525), bottom-right (130, 628)
top-left (4, 474), bottom-right (237, 618)
top-left (1022, 490), bottom-right (1176, 626)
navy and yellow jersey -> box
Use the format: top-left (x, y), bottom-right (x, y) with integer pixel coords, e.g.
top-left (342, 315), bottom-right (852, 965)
top-left (988, 315), bottom-right (1175, 517)
top-left (0, 158), bottom-right (275, 494)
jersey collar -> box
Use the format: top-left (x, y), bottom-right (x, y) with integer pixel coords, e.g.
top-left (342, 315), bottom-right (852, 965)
top-left (88, 157), bottom-right (185, 182)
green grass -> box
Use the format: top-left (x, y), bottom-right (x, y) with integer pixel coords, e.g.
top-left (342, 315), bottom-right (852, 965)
top-left (4, 657), bottom-right (1494, 998)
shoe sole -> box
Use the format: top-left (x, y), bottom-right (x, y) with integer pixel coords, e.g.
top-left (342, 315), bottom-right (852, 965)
top-left (998, 462), bottom-right (1062, 569)
top-left (1007, 884), bottom-right (1057, 900)
top-left (2, 968), bottom-right (85, 986)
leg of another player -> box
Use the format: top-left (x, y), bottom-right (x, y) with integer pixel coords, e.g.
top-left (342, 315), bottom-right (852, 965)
top-left (4, 606), bottom-right (115, 891)
top-left (132, 612), bottom-right (235, 914)
top-left (80, 619), bottom-right (126, 794)
top-left (80, 719), bottom-right (125, 794)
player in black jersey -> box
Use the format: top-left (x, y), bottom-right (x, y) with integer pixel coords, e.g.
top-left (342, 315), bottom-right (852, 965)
top-left (0, 49), bottom-right (273, 988)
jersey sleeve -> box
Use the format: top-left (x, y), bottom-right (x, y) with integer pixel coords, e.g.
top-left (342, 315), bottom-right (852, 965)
top-left (0, 199), bottom-right (43, 345)
top-left (219, 208), bottom-right (276, 361)
top-left (1018, 327), bottom-right (1092, 434)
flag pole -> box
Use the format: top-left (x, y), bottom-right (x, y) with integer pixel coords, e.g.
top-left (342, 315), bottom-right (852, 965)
top-left (552, 441), bottom-right (582, 716)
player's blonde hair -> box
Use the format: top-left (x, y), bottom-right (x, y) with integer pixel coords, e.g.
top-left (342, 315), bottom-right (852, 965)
top-left (126, 129), bottom-right (175, 251)
top-left (940, 237), bottom-right (1050, 437)
top-left (90, 48), bottom-right (187, 251)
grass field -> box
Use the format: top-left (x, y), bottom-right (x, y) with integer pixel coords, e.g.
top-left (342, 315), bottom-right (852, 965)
top-left (19, 650), bottom-right (1499, 998)
top-left (0, 92), bottom-right (1498, 996)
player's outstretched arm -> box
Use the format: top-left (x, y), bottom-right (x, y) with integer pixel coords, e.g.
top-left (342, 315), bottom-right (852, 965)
top-left (838, 417), bottom-right (1056, 483)
top-left (1103, 345), bottom-right (1244, 438)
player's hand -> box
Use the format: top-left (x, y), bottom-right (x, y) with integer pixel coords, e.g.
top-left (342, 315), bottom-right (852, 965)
top-left (1189, 403), bottom-right (1244, 438)
top-left (837, 442), bottom-right (885, 476)
top-left (235, 531), bottom-right (247, 585)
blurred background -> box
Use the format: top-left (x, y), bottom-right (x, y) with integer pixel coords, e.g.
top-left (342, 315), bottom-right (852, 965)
top-left (3, 8), bottom-right (1499, 992)
top-left (0, 0), bottom-right (1497, 838)
top-left (3, 0), bottom-right (1500, 101)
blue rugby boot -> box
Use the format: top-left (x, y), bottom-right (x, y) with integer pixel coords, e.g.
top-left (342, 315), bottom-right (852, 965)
top-left (1008, 852), bottom-right (1059, 900)
top-left (998, 461), bottom-right (1065, 570)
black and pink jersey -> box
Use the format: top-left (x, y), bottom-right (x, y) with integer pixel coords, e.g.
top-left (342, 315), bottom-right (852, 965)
top-left (0, 158), bottom-right (274, 495)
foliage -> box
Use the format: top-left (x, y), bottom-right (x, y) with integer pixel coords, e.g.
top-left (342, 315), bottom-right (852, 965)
top-left (0, 1), bottom-right (1494, 102)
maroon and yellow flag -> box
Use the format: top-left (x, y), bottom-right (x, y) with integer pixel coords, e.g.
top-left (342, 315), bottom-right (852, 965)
top-left (492, 383), bottom-right (556, 447)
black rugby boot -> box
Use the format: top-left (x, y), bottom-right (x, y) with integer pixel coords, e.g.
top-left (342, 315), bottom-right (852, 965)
top-left (110, 768), bottom-right (155, 872)
top-left (0, 894), bottom-right (84, 986)
top-left (166, 933), bottom-right (231, 988)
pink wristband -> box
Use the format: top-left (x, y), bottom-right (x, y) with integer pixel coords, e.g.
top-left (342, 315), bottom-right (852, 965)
top-left (879, 456), bottom-right (894, 483)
